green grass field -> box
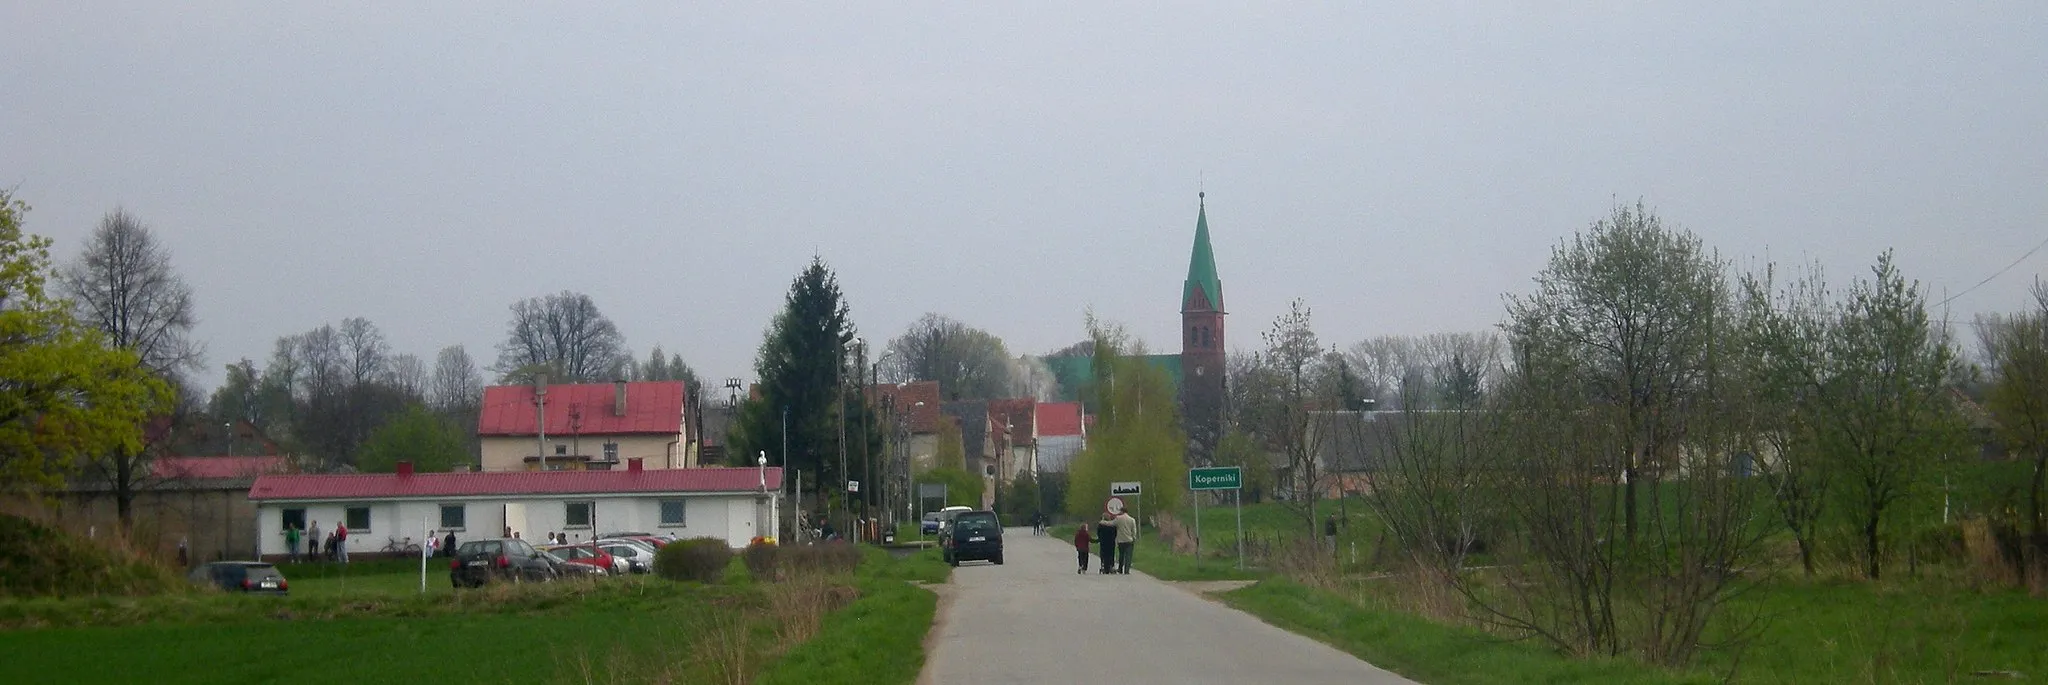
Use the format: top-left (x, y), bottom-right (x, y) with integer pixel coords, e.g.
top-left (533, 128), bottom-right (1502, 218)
top-left (0, 544), bottom-right (949, 685)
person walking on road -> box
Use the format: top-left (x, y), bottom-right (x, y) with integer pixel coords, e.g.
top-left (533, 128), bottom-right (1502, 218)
top-left (1095, 515), bottom-right (1118, 574)
top-left (1114, 510), bottom-right (1138, 574)
top-left (1073, 524), bottom-right (1093, 574)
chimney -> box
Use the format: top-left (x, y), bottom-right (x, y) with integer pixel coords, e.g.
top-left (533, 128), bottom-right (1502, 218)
top-left (614, 380), bottom-right (628, 417)
top-left (627, 457), bottom-right (643, 473)
top-left (397, 461), bottom-right (414, 477)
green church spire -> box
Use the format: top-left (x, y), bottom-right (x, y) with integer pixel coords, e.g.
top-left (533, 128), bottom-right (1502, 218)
top-left (1183, 192), bottom-right (1223, 312)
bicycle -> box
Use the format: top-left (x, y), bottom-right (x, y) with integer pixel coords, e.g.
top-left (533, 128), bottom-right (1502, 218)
top-left (382, 536), bottom-right (422, 555)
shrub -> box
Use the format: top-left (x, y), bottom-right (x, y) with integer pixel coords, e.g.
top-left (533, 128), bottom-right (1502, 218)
top-left (780, 542), bottom-right (864, 577)
top-left (0, 514), bottom-right (184, 598)
top-left (655, 537), bottom-right (733, 583)
top-left (741, 540), bottom-right (780, 580)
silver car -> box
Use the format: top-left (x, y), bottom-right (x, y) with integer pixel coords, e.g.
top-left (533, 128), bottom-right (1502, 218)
top-left (594, 538), bottom-right (659, 574)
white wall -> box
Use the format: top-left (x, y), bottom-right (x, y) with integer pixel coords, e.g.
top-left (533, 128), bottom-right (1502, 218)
top-left (255, 493), bottom-right (773, 556)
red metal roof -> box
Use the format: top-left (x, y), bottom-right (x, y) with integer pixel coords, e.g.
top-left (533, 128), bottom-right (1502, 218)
top-left (1036, 402), bottom-right (1083, 437)
top-left (477, 381), bottom-right (685, 437)
top-left (248, 467), bottom-right (784, 501)
top-left (153, 456), bottom-right (289, 480)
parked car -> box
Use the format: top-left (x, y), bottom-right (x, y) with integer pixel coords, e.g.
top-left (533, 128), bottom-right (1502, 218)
top-left (920, 512), bottom-right (942, 535)
top-left (594, 539), bottom-right (658, 574)
top-left (540, 550), bottom-right (608, 579)
top-left (188, 561), bottom-right (289, 594)
top-left (934, 506), bottom-right (973, 535)
top-left (940, 510), bottom-right (1004, 566)
top-left (542, 544), bottom-right (623, 575)
top-left (600, 531), bottom-right (674, 549)
top-left (450, 538), bottom-right (558, 587)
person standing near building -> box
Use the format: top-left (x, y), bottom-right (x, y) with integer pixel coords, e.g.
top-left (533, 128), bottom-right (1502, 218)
top-left (285, 523), bottom-right (301, 563)
top-left (442, 530), bottom-right (456, 557)
top-left (1113, 510), bottom-right (1137, 575)
top-left (333, 521), bottom-right (349, 563)
top-left (1095, 514), bottom-right (1117, 574)
top-left (307, 521), bottom-right (322, 563)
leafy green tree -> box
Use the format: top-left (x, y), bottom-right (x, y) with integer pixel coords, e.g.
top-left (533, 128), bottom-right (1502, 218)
top-left (731, 258), bottom-right (857, 489)
top-left (1064, 321), bottom-right (1185, 521)
top-left (356, 403), bottom-right (472, 473)
top-left (0, 190), bottom-right (171, 494)
top-left (1822, 253), bottom-right (1967, 580)
top-left (916, 467), bottom-right (985, 509)
top-left (1980, 283), bottom-right (2048, 564)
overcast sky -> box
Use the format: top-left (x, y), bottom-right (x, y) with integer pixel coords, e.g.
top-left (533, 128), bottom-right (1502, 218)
top-left (5, 3), bottom-right (2045, 392)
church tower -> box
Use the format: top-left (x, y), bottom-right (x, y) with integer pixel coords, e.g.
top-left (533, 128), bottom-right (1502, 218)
top-left (1180, 193), bottom-right (1226, 462)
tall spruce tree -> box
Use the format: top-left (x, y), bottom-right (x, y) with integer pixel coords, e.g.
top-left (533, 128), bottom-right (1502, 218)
top-left (731, 258), bottom-right (855, 489)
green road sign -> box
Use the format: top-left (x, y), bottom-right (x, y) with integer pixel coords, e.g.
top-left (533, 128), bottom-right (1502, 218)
top-left (1188, 466), bottom-right (1243, 491)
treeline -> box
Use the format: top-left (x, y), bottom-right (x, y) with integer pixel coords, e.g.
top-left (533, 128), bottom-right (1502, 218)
top-left (1225, 202), bottom-right (2048, 668)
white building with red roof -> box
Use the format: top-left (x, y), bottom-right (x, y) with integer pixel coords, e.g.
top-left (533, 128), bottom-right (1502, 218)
top-left (476, 380), bottom-right (694, 472)
top-left (247, 460), bottom-right (782, 557)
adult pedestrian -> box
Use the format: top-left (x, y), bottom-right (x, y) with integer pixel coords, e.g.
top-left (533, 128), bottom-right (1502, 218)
top-left (1114, 510), bottom-right (1137, 575)
top-left (307, 521), bottom-right (322, 563)
top-left (1073, 524), bottom-right (1093, 574)
top-left (285, 523), bottom-right (301, 563)
top-left (333, 521), bottom-right (349, 563)
top-left (1095, 514), bottom-right (1117, 574)
top-left (1324, 514), bottom-right (1339, 556)
top-left (176, 536), bottom-right (188, 568)
top-left (442, 530), bottom-right (457, 557)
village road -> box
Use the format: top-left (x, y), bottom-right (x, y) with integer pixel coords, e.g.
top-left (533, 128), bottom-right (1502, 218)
top-left (916, 528), bottom-right (1418, 685)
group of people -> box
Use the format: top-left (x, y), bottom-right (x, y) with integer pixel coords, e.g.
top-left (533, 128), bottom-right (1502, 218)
top-left (282, 520), bottom-right (349, 563)
top-left (1073, 509), bottom-right (1138, 574)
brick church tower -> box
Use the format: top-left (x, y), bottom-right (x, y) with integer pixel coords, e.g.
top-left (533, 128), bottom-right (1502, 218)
top-left (1180, 192), bottom-right (1226, 462)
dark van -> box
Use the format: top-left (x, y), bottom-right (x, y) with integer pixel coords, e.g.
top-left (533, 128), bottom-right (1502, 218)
top-left (941, 510), bottom-right (1003, 566)
top-left (449, 538), bottom-right (558, 587)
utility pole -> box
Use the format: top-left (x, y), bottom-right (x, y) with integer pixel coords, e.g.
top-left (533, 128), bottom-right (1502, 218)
top-left (533, 374), bottom-right (549, 472)
top-left (838, 339), bottom-right (853, 540)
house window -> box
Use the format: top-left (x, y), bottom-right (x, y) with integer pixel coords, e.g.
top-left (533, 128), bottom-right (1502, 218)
top-left (659, 500), bottom-right (686, 527)
top-left (345, 506), bottom-right (371, 532)
top-left (603, 442), bottom-right (619, 461)
top-left (439, 504), bottom-right (465, 530)
top-left (555, 444), bottom-right (568, 456)
top-left (565, 501), bottom-right (593, 529)
top-left (281, 508), bottom-right (306, 532)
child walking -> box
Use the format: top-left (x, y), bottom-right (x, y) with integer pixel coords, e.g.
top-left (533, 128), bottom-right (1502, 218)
top-left (1073, 524), bottom-right (1093, 574)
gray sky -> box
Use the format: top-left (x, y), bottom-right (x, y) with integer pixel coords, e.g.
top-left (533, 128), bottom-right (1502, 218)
top-left (5, 3), bottom-right (2045, 392)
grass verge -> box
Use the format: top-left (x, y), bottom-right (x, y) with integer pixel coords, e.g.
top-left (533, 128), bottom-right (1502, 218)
top-left (1221, 579), bottom-right (1710, 685)
top-left (756, 549), bottom-right (940, 685)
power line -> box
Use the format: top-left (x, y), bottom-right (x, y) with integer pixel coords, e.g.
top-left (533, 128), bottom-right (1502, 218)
top-left (1935, 233), bottom-right (2048, 309)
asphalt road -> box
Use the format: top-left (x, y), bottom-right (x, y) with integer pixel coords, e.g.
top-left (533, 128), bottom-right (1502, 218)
top-left (917, 528), bottom-right (1419, 685)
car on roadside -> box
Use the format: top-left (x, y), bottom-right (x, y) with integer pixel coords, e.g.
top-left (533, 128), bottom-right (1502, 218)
top-left (600, 531), bottom-right (674, 549)
top-left (594, 538), bottom-right (658, 574)
top-left (188, 561), bottom-right (289, 594)
top-left (542, 544), bottom-right (623, 575)
top-left (449, 538), bottom-right (558, 587)
top-left (920, 511), bottom-right (942, 535)
top-left (940, 510), bottom-right (1003, 566)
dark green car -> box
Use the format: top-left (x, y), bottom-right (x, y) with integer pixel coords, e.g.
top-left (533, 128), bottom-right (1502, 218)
top-left (941, 510), bottom-right (1003, 566)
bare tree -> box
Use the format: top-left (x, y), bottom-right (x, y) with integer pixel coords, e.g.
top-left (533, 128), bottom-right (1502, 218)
top-left (429, 344), bottom-right (483, 414)
top-left (339, 317), bottom-right (389, 387)
top-left (56, 209), bottom-right (203, 528)
top-left (57, 209), bottom-right (202, 378)
top-left (880, 313), bottom-right (1014, 399)
top-left (384, 352), bottom-right (427, 401)
top-left (494, 290), bottom-right (628, 382)
top-left (1241, 299), bottom-right (1340, 537)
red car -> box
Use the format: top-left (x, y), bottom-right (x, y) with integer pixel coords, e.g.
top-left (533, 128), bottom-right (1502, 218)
top-left (541, 544), bottom-right (622, 575)
top-left (599, 532), bottom-right (674, 549)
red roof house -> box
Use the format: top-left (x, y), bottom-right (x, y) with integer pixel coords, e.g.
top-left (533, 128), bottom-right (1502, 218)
top-left (476, 381), bottom-right (692, 472)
